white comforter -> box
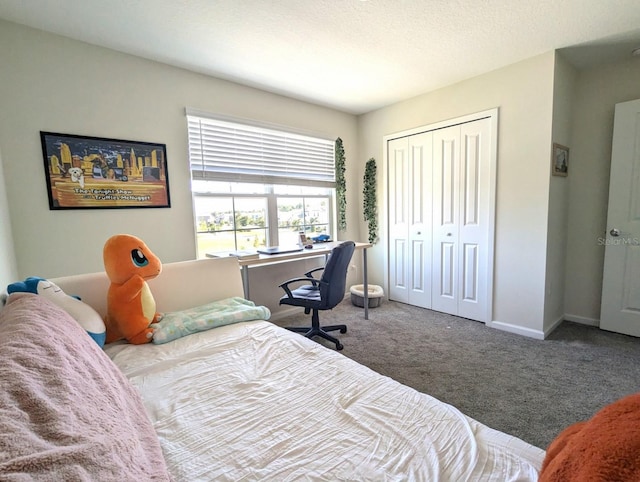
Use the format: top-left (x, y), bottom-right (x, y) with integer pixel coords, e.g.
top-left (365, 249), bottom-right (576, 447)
top-left (105, 320), bottom-right (544, 481)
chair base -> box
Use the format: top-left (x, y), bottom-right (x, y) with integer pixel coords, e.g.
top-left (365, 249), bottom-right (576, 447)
top-left (287, 324), bottom-right (347, 351)
top-left (285, 308), bottom-right (346, 350)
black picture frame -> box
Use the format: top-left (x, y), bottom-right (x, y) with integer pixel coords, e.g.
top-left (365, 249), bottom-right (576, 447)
top-left (40, 131), bottom-right (171, 209)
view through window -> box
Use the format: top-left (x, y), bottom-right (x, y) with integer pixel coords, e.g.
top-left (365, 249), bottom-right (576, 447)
top-left (187, 113), bottom-right (336, 257)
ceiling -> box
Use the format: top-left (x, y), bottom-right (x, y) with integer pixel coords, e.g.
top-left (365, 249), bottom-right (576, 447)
top-left (1, 0), bottom-right (640, 115)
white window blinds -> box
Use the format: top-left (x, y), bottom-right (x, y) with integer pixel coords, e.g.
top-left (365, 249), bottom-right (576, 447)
top-left (187, 114), bottom-right (335, 188)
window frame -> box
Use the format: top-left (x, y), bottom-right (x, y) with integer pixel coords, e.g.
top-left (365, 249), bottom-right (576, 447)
top-left (187, 111), bottom-right (337, 256)
top-left (192, 185), bottom-right (335, 255)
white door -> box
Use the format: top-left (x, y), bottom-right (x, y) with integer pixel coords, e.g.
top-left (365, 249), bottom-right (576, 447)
top-left (408, 133), bottom-right (433, 308)
top-left (388, 137), bottom-right (410, 303)
top-left (457, 120), bottom-right (492, 321)
top-left (432, 118), bottom-right (491, 321)
top-left (387, 133), bottom-right (432, 308)
top-left (600, 98), bottom-right (640, 336)
top-left (432, 125), bottom-right (460, 315)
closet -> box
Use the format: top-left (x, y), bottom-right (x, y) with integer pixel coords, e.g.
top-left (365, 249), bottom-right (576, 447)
top-left (386, 113), bottom-right (495, 323)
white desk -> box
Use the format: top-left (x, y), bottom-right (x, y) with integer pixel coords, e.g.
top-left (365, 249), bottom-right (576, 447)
top-left (207, 241), bottom-right (372, 319)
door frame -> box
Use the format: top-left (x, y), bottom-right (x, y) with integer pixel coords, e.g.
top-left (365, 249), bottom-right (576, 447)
top-left (381, 108), bottom-right (499, 322)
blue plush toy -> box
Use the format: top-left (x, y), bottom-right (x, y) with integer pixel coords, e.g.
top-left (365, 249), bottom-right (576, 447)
top-left (7, 277), bottom-right (107, 348)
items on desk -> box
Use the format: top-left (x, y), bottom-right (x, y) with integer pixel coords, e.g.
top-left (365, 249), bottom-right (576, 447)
top-left (228, 250), bottom-right (260, 260)
top-left (256, 246), bottom-right (304, 255)
top-left (311, 234), bottom-right (332, 243)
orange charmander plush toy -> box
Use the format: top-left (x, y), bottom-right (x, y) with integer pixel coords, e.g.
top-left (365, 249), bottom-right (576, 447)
top-left (103, 234), bottom-right (162, 344)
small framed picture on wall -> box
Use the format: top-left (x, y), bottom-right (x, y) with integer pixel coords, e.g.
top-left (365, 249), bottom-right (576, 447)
top-left (551, 143), bottom-right (569, 177)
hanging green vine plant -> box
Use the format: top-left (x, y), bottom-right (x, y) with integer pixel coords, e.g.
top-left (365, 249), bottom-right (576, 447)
top-left (335, 138), bottom-right (347, 231)
top-left (363, 158), bottom-right (377, 244)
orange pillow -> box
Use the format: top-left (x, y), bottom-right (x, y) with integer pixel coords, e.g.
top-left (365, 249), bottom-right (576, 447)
top-left (540, 392), bottom-right (640, 482)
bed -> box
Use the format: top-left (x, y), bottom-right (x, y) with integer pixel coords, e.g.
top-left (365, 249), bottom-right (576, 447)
top-left (0, 257), bottom-right (545, 481)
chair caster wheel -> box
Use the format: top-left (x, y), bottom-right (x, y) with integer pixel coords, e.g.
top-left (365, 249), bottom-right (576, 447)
top-left (340, 327), bottom-right (347, 334)
top-left (336, 343), bottom-right (344, 351)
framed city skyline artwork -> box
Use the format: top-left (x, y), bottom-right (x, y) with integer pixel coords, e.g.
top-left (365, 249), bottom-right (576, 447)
top-left (40, 131), bottom-right (171, 210)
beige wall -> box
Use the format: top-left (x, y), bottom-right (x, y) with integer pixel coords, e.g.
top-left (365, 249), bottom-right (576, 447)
top-left (544, 54), bottom-right (576, 332)
top-left (0, 147), bottom-right (18, 289)
top-left (358, 53), bottom-right (556, 336)
top-left (564, 57), bottom-right (640, 324)
top-left (0, 20), bottom-right (360, 315)
top-left (5, 18), bottom-right (638, 333)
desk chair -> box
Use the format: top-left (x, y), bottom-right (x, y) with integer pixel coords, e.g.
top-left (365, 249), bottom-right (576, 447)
top-left (278, 241), bottom-right (355, 350)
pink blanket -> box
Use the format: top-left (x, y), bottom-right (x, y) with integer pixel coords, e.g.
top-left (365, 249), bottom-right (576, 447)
top-left (0, 294), bottom-right (172, 480)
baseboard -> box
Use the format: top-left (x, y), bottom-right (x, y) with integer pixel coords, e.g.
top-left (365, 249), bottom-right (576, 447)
top-left (490, 314), bottom-right (600, 340)
top-left (543, 315), bottom-right (565, 339)
top-left (487, 320), bottom-right (545, 340)
top-left (564, 313), bottom-right (600, 327)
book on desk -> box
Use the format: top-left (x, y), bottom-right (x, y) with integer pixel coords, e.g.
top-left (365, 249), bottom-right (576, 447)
top-left (228, 250), bottom-right (260, 260)
top-left (256, 246), bottom-right (305, 255)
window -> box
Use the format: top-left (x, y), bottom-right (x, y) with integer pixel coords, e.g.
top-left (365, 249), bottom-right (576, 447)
top-left (187, 112), bottom-right (336, 257)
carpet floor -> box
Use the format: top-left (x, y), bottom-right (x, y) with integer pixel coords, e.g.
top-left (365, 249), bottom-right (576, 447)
top-left (274, 298), bottom-right (640, 450)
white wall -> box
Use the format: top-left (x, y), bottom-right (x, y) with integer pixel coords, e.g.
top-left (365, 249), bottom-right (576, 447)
top-left (0, 147), bottom-right (18, 289)
top-left (543, 53), bottom-right (576, 333)
top-left (0, 20), bottom-right (361, 314)
top-left (564, 57), bottom-right (640, 324)
top-left (358, 53), bottom-right (556, 336)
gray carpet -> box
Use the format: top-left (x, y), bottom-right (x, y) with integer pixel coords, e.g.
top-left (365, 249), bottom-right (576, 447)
top-left (274, 298), bottom-right (640, 450)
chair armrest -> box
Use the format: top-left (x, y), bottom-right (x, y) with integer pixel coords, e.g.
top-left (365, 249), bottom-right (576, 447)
top-left (279, 277), bottom-right (328, 298)
top-left (304, 266), bottom-right (325, 278)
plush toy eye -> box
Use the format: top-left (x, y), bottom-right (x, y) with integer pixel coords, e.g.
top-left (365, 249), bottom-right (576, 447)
top-left (131, 249), bottom-right (149, 267)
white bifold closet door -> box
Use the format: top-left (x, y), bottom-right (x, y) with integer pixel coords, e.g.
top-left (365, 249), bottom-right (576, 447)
top-left (432, 119), bottom-right (492, 321)
top-left (388, 117), bottom-right (492, 322)
top-left (388, 132), bottom-right (433, 308)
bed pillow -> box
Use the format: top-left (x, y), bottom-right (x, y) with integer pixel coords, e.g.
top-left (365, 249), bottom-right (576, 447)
top-left (539, 392), bottom-right (640, 481)
top-left (7, 277), bottom-right (106, 347)
top-left (0, 293), bottom-right (171, 481)
top-left (151, 296), bottom-right (271, 344)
